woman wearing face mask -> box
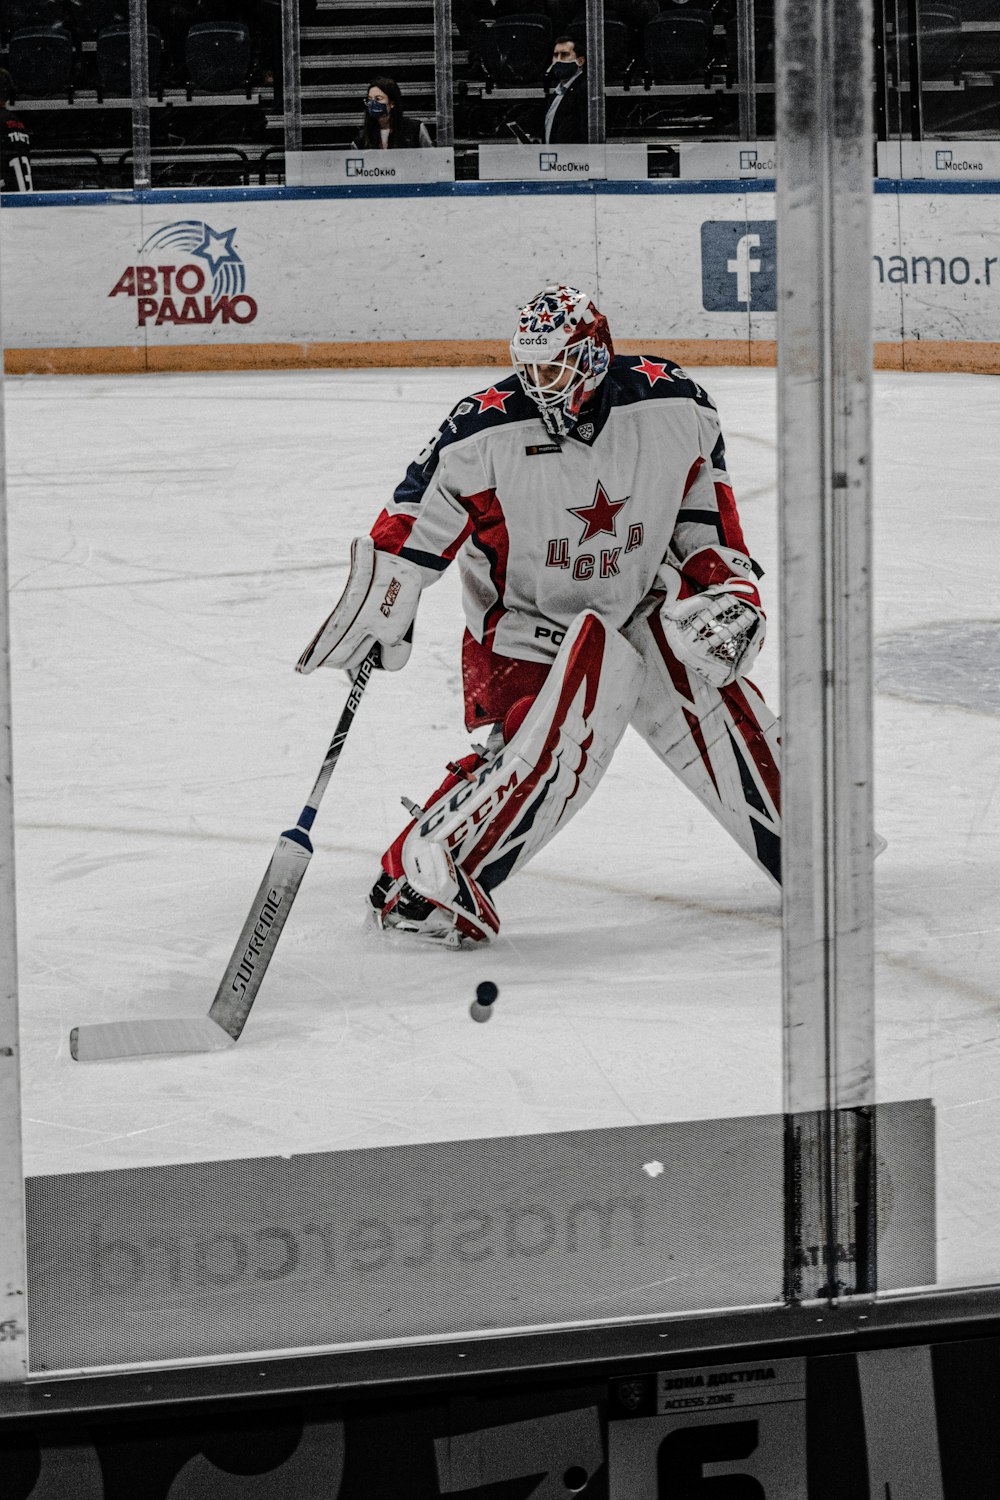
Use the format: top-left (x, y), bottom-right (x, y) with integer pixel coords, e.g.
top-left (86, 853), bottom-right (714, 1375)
top-left (354, 76), bottom-right (434, 149)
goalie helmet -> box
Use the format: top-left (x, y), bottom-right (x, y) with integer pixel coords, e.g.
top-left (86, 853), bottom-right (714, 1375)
top-left (510, 285), bottom-right (614, 439)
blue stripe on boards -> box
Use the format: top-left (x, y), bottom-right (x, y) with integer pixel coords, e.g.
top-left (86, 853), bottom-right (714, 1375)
top-left (2, 178), bottom-right (783, 208)
top-left (9, 177), bottom-right (1000, 209)
top-left (875, 178), bottom-right (1000, 193)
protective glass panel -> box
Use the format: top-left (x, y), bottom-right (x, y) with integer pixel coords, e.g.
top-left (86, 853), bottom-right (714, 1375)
top-left (145, 0), bottom-right (275, 187)
top-left (2, 6), bottom-right (989, 1383)
top-left (872, 357), bottom-right (1000, 1291)
top-left (284, 0), bottom-right (449, 187)
top-left (451, 0), bottom-right (736, 174)
top-left (722, 1), bottom-right (775, 139)
top-left (316, 3), bottom-right (437, 150)
top-left (916, 0), bottom-right (1000, 140)
top-left (1, 180), bottom-right (802, 1370)
top-left (2, 0), bottom-right (275, 191)
top-left (452, 3), bottom-right (560, 152)
top-left (3, 0), bottom-right (112, 190)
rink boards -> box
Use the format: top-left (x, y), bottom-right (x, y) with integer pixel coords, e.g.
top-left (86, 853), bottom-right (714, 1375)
top-left (2, 180), bottom-right (1000, 375)
top-left (26, 1102), bottom-right (932, 1370)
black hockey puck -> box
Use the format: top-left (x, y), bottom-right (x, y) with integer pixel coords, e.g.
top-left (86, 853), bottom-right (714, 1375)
top-left (470, 981), bottom-right (499, 1023)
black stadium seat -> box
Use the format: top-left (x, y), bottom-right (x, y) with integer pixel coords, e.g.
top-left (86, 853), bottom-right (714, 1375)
top-left (918, 4), bottom-right (964, 78)
top-left (3, 0), bottom-right (66, 38)
top-left (642, 9), bottom-right (714, 83)
top-left (725, 3), bottom-right (776, 85)
top-left (185, 21), bottom-right (253, 95)
top-left (73, 0), bottom-right (128, 41)
top-left (567, 14), bottom-right (632, 82)
top-left (95, 23), bottom-right (164, 98)
top-left (480, 15), bottom-right (552, 88)
top-left (8, 24), bottom-right (75, 99)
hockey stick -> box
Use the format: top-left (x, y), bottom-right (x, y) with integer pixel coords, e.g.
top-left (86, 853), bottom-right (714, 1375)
top-left (69, 648), bottom-right (379, 1062)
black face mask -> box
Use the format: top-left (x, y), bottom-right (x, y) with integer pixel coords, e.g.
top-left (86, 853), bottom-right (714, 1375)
top-left (365, 98), bottom-right (389, 117)
top-left (548, 60), bottom-right (580, 83)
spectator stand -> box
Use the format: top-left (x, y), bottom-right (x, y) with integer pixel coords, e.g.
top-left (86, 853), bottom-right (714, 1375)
top-left (0, 0), bottom-right (271, 187)
top-left (454, 1), bottom-right (740, 149)
top-left (261, 0), bottom-right (446, 167)
top-left (0, 0), bottom-right (996, 190)
top-left (885, 0), bottom-right (1000, 139)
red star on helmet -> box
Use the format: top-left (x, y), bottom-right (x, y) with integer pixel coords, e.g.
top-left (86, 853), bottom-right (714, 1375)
top-left (634, 356), bottom-right (674, 386)
top-left (474, 386), bottom-right (513, 413)
top-left (568, 482), bottom-right (628, 544)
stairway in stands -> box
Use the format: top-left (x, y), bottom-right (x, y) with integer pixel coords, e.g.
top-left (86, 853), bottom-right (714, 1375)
top-left (266, 0), bottom-right (466, 155)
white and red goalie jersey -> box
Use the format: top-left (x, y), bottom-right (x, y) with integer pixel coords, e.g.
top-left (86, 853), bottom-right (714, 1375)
top-left (370, 354), bottom-right (762, 731)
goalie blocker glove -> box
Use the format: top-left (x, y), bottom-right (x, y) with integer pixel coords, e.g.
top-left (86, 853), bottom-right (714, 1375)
top-left (296, 535), bottom-right (423, 675)
top-left (658, 545), bottom-right (766, 689)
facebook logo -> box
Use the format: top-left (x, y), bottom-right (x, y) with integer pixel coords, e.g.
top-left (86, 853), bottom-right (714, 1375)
top-left (701, 221), bottom-right (777, 311)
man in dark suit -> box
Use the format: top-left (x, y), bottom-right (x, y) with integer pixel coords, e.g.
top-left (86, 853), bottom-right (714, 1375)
top-left (543, 33), bottom-right (589, 143)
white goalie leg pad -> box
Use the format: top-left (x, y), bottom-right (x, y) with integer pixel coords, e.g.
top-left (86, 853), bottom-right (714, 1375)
top-left (399, 611), bottom-right (645, 939)
top-left (625, 608), bottom-right (782, 886)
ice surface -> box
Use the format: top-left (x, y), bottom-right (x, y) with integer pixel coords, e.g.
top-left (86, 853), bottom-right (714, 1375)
top-left (4, 365), bottom-right (998, 1291)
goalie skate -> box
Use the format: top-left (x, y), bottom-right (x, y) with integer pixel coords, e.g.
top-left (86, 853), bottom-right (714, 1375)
top-left (369, 858), bottom-right (499, 949)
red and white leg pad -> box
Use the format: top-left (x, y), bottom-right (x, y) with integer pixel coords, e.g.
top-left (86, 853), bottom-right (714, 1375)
top-left (375, 611), bottom-right (644, 945)
top-left (625, 606), bottom-right (782, 886)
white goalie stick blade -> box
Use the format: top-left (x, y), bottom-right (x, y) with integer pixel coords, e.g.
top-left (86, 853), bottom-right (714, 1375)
top-left (68, 834), bottom-right (312, 1062)
top-left (69, 650), bottom-right (378, 1063)
top-left (69, 1016), bottom-right (234, 1062)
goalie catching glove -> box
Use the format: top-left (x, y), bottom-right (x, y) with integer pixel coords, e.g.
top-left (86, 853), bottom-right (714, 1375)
top-left (296, 536), bottom-right (423, 675)
top-left (658, 546), bottom-right (765, 688)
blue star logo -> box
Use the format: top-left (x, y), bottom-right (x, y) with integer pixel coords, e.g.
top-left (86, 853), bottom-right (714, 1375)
top-left (192, 223), bottom-right (240, 275)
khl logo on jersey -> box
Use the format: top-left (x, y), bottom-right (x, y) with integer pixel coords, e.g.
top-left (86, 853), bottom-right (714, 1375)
top-left (108, 221), bottom-right (258, 328)
top-left (700, 221), bottom-right (777, 312)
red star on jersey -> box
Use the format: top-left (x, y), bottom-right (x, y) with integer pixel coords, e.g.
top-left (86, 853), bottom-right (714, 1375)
top-left (473, 386), bottom-right (513, 413)
top-left (569, 482), bottom-right (628, 544)
top-left (634, 356), bottom-right (673, 387)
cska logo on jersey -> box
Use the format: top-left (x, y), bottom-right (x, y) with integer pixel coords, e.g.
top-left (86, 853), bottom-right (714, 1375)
top-left (473, 386), bottom-right (513, 413)
top-left (546, 481), bottom-right (643, 582)
top-left (569, 482), bottom-right (627, 543)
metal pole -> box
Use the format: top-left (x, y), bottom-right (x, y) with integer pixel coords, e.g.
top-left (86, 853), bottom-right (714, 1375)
top-left (873, 0), bottom-right (890, 145)
top-left (128, 0), bottom-right (151, 190)
top-left (737, 0), bottom-right (758, 142)
top-left (434, 0), bottom-right (454, 148)
top-left (0, 209), bottom-right (28, 1385)
top-left (585, 0), bottom-right (605, 145)
top-left (905, 0), bottom-right (923, 140)
top-left (282, 0), bottom-right (302, 170)
top-left (776, 0), bottom-right (877, 1300)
